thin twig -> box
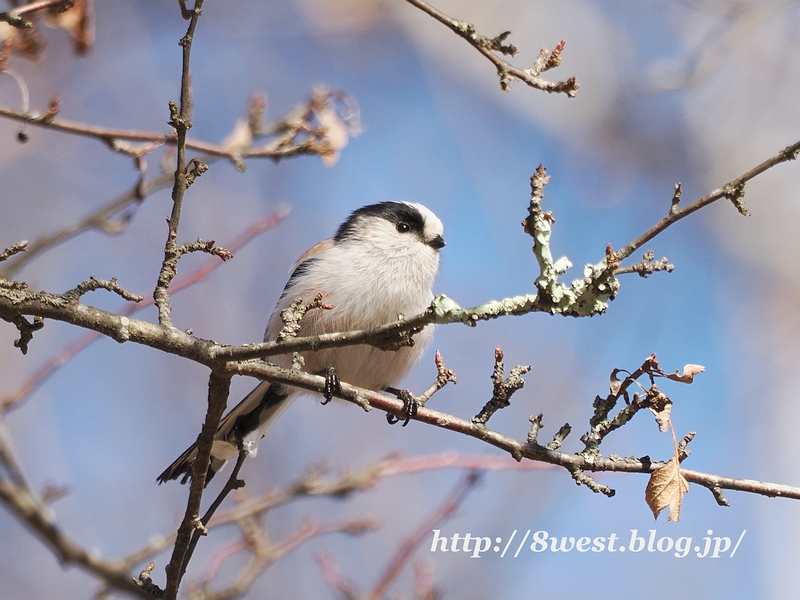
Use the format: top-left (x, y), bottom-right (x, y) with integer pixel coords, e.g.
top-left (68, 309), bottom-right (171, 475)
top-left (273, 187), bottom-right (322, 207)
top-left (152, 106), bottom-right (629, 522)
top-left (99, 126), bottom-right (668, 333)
top-left (163, 370), bottom-right (230, 600)
top-left (0, 94), bottom-right (347, 166)
top-left (177, 449), bottom-right (248, 587)
top-left (0, 477), bottom-right (148, 598)
top-left (0, 210), bottom-right (288, 414)
top-left (152, 0), bottom-right (204, 329)
top-left (404, 0), bottom-right (579, 96)
top-left (0, 0), bottom-right (73, 27)
top-left (0, 97), bottom-right (312, 280)
top-left (614, 140), bottom-right (800, 262)
top-left (367, 471), bottom-right (481, 600)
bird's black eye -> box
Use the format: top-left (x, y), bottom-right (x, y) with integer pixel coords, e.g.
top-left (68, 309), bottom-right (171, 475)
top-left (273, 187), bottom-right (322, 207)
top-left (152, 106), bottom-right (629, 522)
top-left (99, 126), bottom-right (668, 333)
top-left (396, 222), bottom-right (411, 233)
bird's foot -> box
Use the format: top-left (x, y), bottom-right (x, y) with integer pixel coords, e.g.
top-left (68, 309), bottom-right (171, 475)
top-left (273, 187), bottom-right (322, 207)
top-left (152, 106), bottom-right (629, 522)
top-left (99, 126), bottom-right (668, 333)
top-left (385, 388), bottom-right (418, 427)
top-left (322, 366), bottom-right (341, 405)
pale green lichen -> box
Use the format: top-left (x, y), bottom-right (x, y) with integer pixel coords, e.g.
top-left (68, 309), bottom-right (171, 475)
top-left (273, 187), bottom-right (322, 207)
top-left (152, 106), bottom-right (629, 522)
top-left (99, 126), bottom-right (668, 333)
top-left (428, 167), bottom-right (619, 326)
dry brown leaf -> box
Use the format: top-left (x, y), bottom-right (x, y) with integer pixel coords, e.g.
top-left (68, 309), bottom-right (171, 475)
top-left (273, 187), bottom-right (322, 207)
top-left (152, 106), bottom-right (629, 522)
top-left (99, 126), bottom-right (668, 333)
top-left (609, 368), bottom-right (623, 396)
top-left (645, 457), bottom-right (689, 521)
top-left (315, 105), bottom-right (349, 167)
top-left (220, 118), bottom-right (253, 162)
top-left (45, 0), bottom-right (94, 54)
top-left (648, 390), bottom-right (672, 433)
top-left (0, 21), bottom-right (46, 61)
top-left (664, 363), bottom-right (705, 383)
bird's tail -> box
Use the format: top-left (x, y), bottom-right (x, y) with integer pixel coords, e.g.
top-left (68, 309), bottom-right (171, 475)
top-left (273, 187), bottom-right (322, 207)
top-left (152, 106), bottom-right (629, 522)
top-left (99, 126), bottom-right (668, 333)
top-left (157, 381), bottom-right (291, 486)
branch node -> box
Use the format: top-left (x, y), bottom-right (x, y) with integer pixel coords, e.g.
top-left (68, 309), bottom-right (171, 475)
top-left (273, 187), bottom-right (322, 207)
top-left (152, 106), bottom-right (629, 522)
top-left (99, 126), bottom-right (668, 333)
top-left (132, 561), bottom-right (164, 599)
top-left (168, 99), bottom-right (191, 131)
top-left (11, 314), bottom-right (44, 355)
top-left (415, 349), bottom-right (457, 408)
top-left (570, 468), bottom-right (615, 497)
top-left (722, 181), bottom-right (749, 216)
top-left (615, 249), bottom-right (674, 278)
top-left (63, 275), bottom-right (144, 303)
top-left (781, 143), bottom-right (799, 161)
top-left (276, 293), bottom-right (333, 343)
top-left (527, 413), bottom-right (544, 445)
top-left (709, 485), bottom-right (731, 507)
top-left (476, 30), bottom-right (517, 56)
top-left (677, 431), bottom-right (695, 462)
top-left (546, 423), bottom-right (572, 450)
top-left (39, 96), bottom-right (59, 124)
top-left (669, 183), bottom-right (682, 215)
top-left (184, 157), bottom-right (208, 188)
top-left (471, 346), bottom-right (530, 426)
top-left (0, 240), bottom-right (28, 263)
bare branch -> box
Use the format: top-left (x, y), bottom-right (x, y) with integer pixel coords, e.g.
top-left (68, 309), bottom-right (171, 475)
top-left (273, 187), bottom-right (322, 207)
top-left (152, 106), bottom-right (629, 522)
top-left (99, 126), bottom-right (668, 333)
top-left (614, 139), bottom-right (800, 262)
top-left (0, 87), bottom-right (356, 167)
top-left (177, 449), bottom-right (248, 588)
top-left (404, 0), bottom-right (579, 96)
top-left (62, 275), bottom-right (143, 303)
top-left (275, 293), bottom-right (333, 343)
top-left (0, 477), bottom-right (148, 598)
top-left (163, 370), bottom-right (230, 600)
top-left (368, 471), bottom-right (481, 599)
top-left (201, 518), bottom-right (376, 600)
top-left (472, 346), bottom-right (530, 426)
top-left (151, 0), bottom-right (205, 330)
top-left (416, 349), bottom-right (457, 408)
top-left (9, 314), bottom-right (44, 355)
top-left (0, 210), bottom-right (287, 415)
top-left (0, 103), bottom-right (305, 280)
top-left (614, 249), bottom-right (674, 278)
top-left (0, 0), bottom-right (73, 28)
top-left (0, 240), bottom-right (28, 263)
top-left (0, 174), bottom-right (164, 280)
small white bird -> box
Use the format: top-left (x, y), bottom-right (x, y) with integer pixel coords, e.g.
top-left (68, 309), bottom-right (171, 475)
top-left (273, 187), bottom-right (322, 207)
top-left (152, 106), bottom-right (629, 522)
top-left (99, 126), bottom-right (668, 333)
top-left (158, 201), bottom-right (445, 485)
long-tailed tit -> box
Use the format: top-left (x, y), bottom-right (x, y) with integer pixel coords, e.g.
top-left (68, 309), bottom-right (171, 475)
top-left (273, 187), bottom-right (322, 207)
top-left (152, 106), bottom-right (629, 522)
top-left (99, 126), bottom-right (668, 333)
top-left (157, 201), bottom-right (445, 485)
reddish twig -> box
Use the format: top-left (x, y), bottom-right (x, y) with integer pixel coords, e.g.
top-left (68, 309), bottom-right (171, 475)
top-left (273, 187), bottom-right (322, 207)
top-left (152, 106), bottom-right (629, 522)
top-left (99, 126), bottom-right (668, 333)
top-left (0, 209), bottom-right (288, 414)
top-left (368, 471), bottom-right (482, 599)
top-left (614, 140), bottom-right (800, 262)
top-left (404, 0), bottom-right (579, 96)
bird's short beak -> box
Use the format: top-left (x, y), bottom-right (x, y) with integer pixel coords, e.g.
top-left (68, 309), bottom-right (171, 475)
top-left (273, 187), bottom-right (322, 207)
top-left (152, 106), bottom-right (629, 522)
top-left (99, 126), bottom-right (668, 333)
top-left (428, 235), bottom-right (446, 250)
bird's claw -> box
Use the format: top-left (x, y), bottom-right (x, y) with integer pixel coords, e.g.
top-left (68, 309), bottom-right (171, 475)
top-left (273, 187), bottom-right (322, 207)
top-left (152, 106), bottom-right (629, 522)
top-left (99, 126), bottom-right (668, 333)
top-left (386, 389), bottom-right (418, 427)
top-left (322, 366), bottom-right (341, 405)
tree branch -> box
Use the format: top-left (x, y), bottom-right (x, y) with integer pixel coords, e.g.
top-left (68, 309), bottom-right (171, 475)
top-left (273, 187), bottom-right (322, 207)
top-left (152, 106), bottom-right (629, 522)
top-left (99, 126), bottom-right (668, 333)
top-left (0, 477), bottom-right (149, 598)
top-left (152, 0), bottom-right (205, 329)
top-left (163, 370), bottom-right (231, 600)
top-left (0, 89), bottom-right (354, 168)
top-left (0, 0), bottom-right (73, 28)
top-left (367, 471), bottom-right (481, 600)
top-left (614, 139), bottom-right (800, 262)
top-left (404, 0), bottom-right (579, 96)
top-left (0, 95), bottom-right (317, 281)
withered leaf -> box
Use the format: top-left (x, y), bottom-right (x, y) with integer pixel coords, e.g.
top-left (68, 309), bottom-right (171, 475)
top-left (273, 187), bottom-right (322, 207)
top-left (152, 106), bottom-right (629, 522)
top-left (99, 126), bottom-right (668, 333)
top-left (645, 457), bottom-right (689, 522)
top-left (648, 390), bottom-right (672, 432)
top-left (665, 364), bottom-right (705, 383)
top-left (220, 118), bottom-right (253, 164)
top-left (609, 368), bottom-right (623, 396)
top-left (45, 0), bottom-right (94, 54)
top-left (315, 105), bottom-right (349, 167)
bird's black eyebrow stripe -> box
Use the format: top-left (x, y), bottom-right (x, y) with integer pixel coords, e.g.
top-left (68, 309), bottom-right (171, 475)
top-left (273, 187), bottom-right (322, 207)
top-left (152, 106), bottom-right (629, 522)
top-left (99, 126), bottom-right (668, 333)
top-left (278, 257), bottom-right (317, 300)
top-left (333, 202), bottom-right (424, 243)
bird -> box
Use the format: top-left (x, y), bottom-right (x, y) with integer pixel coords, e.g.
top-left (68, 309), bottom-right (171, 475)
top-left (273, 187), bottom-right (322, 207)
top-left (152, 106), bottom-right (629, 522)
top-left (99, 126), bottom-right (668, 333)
top-left (157, 201), bottom-right (445, 485)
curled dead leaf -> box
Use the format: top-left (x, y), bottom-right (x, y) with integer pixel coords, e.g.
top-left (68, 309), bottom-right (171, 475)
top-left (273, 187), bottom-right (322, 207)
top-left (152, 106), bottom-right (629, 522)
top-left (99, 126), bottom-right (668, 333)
top-left (315, 106), bottom-right (349, 167)
top-left (645, 457), bottom-right (689, 522)
top-left (609, 368), bottom-right (623, 396)
top-left (648, 389), bottom-right (672, 433)
top-left (45, 0), bottom-right (94, 54)
top-left (665, 364), bottom-right (706, 384)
